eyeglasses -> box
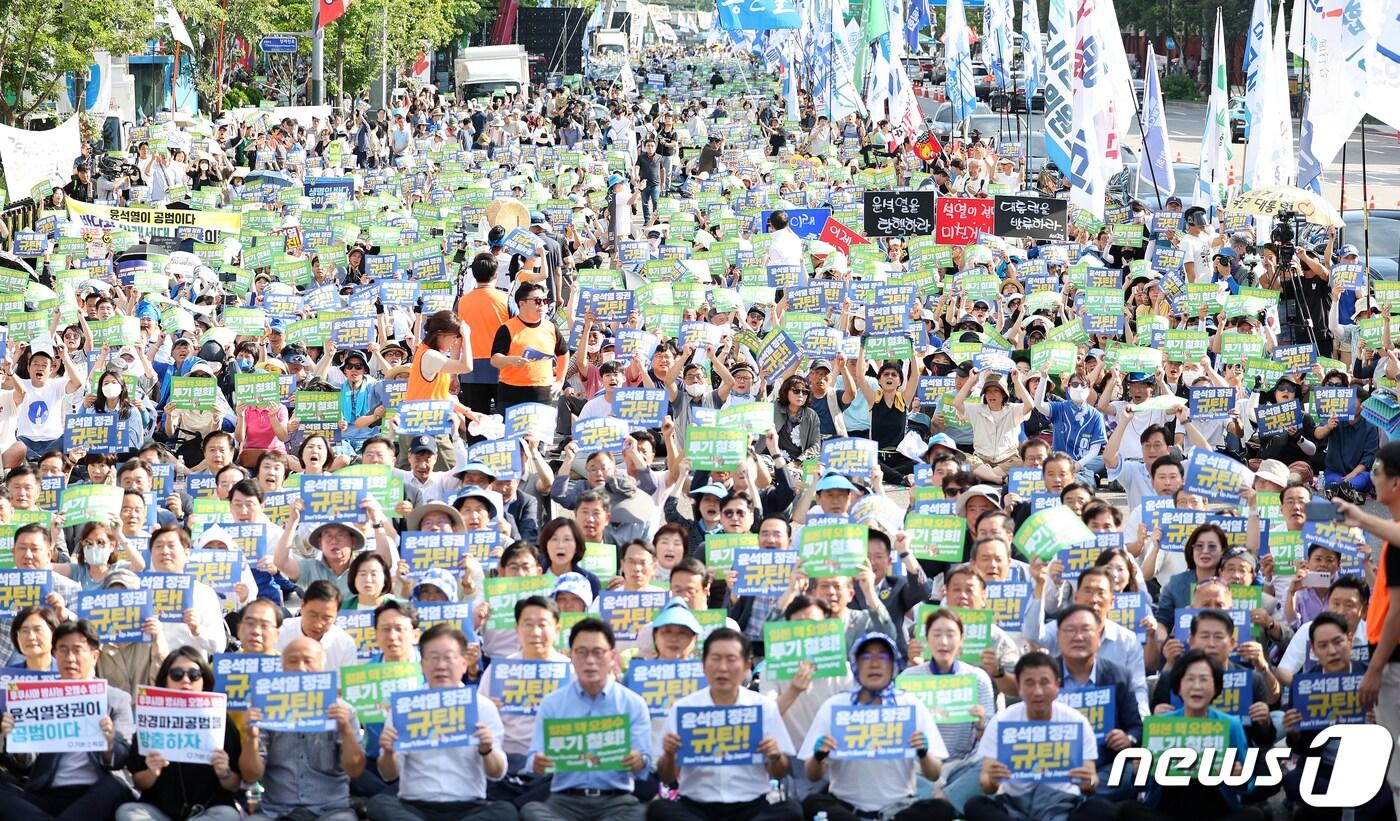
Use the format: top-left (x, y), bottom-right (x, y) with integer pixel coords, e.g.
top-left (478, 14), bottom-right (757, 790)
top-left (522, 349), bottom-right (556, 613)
top-left (503, 562), bottom-right (539, 572)
top-left (623, 556), bottom-right (653, 567)
top-left (425, 652), bottom-right (464, 666)
top-left (343, 362), bottom-right (365, 371)
top-left (857, 652), bottom-right (893, 664)
top-left (571, 647), bottom-right (611, 660)
top-left (168, 667), bottom-right (204, 682)
top-left (721, 509), bottom-right (748, 518)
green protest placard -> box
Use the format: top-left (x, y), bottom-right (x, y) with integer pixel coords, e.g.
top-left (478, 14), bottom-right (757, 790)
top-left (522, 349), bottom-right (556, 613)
top-left (580, 542), bottom-right (616, 578)
top-left (685, 428), bottom-right (748, 471)
top-left (335, 463), bottom-right (404, 512)
top-left (864, 334), bottom-right (913, 360)
top-left (484, 576), bottom-right (555, 632)
top-left (543, 715), bottom-right (629, 771)
top-left (1245, 356), bottom-right (1287, 387)
top-left (1110, 223), bottom-right (1144, 247)
top-left (7, 311), bottom-right (47, 345)
top-left (715, 402), bottom-right (775, 435)
top-left (170, 377), bottom-right (217, 412)
top-left (1108, 345), bottom-right (1163, 373)
top-left (223, 307), bottom-right (267, 336)
top-left (798, 523), bottom-right (867, 577)
top-left (763, 619), bottom-right (847, 680)
top-left (914, 604), bottom-right (995, 665)
top-left (897, 672), bottom-right (981, 723)
top-left (1029, 341), bottom-right (1077, 376)
top-left (1082, 288), bottom-right (1122, 315)
top-left (1162, 330), bottom-right (1209, 363)
top-left (295, 391), bottom-right (341, 423)
top-left (1219, 332), bottom-right (1264, 362)
top-left (60, 484), bottom-right (124, 527)
top-left (1142, 716), bottom-right (1230, 777)
top-left (903, 513), bottom-right (965, 563)
top-left (1014, 506), bottom-right (1096, 562)
top-left (340, 661), bottom-right (424, 724)
top-left (705, 533), bottom-right (757, 569)
top-left (234, 372), bottom-right (282, 407)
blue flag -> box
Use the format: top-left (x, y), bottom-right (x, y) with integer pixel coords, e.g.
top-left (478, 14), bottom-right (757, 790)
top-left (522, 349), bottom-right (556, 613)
top-left (904, 0), bottom-right (930, 53)
top-left (1138, 44), bottom-right (1174, 198)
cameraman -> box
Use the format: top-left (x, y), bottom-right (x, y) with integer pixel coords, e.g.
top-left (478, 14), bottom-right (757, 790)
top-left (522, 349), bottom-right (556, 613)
top-left (1261, 228), bottom-right (1336, 356)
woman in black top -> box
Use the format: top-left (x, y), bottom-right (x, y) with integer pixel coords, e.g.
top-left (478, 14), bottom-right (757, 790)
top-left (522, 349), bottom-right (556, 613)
top-left (122, 646), bottom-right (243, 820)
top-left (853, 354), bottom-right (922, 483)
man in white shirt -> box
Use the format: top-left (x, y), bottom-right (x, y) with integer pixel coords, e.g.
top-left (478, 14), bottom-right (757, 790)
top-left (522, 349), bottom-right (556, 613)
top-left (966, 652), bottom-right (1099, 821)
top-left (651, 627), bottom-right (800, 821)
top-left (275, 579), bottom-right (360, 671)
top-left (4, 340), bottom-right (84, 466)
top-left (764, 212), bottom-right (804, 269)
top-left (368, 623), bottom-right (516, 821)
top-left (800, 633), bottom-right (954, 821)
top-left (1179, 207), bottom-right (1216, 284)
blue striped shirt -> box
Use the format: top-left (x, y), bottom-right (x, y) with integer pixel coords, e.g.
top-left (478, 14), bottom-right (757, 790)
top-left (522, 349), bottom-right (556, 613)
top-left (527, 678), bottom-right (652, 791)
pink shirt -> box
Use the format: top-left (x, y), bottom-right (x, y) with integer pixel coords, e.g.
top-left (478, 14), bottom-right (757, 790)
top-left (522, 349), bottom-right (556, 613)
top-left (242, 405), bottom-right (288, 451)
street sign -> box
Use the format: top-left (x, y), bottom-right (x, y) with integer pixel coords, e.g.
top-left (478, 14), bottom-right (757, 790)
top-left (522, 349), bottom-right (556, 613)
top-left (261, 36), bottom-right (299, 54)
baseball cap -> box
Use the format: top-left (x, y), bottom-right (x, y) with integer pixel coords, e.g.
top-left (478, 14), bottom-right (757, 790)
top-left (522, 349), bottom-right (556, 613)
top-left (409, 435), bottom-right (437, 454)
top-left (1126, 372), bottom-right (1154, 384)
top-left (689, 482), bottom-right (729, 499)
top-left (809, 359), bottom-right (833, 373)
top-left (651, 598), bottom-right (702, 635)
top-left (1338, 244), bottom-right (1361, 258)
top-left (551, 572), bottom-right (595, 609)
top-left (814, 473), bottom-right (859, 493)
top-left (955, 484), bottom-right (1002, 517)
top-left (1165, 195), bottom-right (1183, 207)
top-left (412, 568), bottom-right (459, 602)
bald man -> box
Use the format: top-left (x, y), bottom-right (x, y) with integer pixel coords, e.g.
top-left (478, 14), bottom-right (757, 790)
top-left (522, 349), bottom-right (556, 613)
top-left (241, 637), bottom-right (367, 821)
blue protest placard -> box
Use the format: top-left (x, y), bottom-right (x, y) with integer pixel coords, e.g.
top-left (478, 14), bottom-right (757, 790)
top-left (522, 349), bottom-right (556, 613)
top-left (598, 590), bottom-right (669, 641)
top-left (757, 330), bottom-right (799, 385)
top-left (330, 317), bottom-right (376, 349)
top-left (336, 610), bottom-right (377, 660)
top-left (615, 329), bottom-right (660, 363)
top-left (1272, 343), bottom-right (1317, 372)
top-left (581, 289), bottom-right (635, 323)
top-left (1006, 467), bottom-right (1046, 497)
top-left (624, 659), bottom-right (707, 718)
top-left (251, 670), bottom-right (339, 732)
top-left (1056, 686), bottom-right (1116, 741)
top-left (1256, 399), bottom-right (1304, 438)
top-left (1301, 521), bottom-right (1364, 556)
top-left (1312, 386), bottom-right (1358, 422)
top-left (830, 703), bottom-right (916, 760)
top-left (733, 548), bottom-right (798, 596)
top-left (766, 264), bottom-right (804, 289)
top-left (400, 531), bottom-right (469, 578)
top-left (1172, 609), bottom-right (1251, 645)
top-left (1169, 668), bottom-right (1252, 716)
top-left (676, 705), bottom-right (763, 766)
top-left (416, 602), bottom-right (479, 644)
top-left (1158, 509), bottom-right (1213, 552)
top-left (613, 387), bottom-right (668, 429)
top-left (300, 474), bottom-right (368, 525)
top-left (391, 686), bottom-right (478, 751)
top-left (63, 413), bottom-right (129, 455)
top-left (140, 573), bottom-right (194, 622)
top-left (505, 403), bottom-right (555, 441)
top-left (213, 653), bottom-right (282, 711)
top-left (77, 587), bottom-right (152, 643)
top-left (572, 417), bottom-right (629, 455)
top-left (819, 437), bottom-right (878, 480)
top-left (467, 439), bottom-right (523, 481)
top-left (216, 522), bottom-right (270, 562)
top-left (186, 472), bottom-right (219, 499)
top-left (1291, 672), bottom-right (1366, 731)
top-left (185, 550), bottom-right (242, 596)
top-left (996, 721), bottom-right (1084, 782)
top-left (760, 208), bottom-right (829, 237)
top-left (395, 400), bottom-right (455, 436)
top-left (986, 582), bottom-right (1030, 631)
top-left (1107, 591), bottom-right (1150, 641)
top-left (489, 659), bottom-right (572, 716)
top-left (1183, 449), bottom-right (1254, 505)
top-left (1188, 386), bottom-right (1235, 422)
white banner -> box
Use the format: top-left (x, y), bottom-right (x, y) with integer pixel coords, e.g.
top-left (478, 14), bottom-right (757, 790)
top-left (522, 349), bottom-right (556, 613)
top-left (0, 115), bottom-right (81, 204)
top-left (4, 679), bottom-right (108, 754)
top-left (136, 685), bottom-right (227, 764)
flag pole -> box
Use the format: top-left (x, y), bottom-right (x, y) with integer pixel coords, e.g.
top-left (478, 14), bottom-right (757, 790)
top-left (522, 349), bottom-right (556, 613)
top-left (1131, 47), bottom-right (1164, 204)
top-left (1362, 122), bottom-right (1371, 298)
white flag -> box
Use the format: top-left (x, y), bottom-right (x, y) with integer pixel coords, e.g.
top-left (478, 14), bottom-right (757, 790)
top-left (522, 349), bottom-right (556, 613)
top-left (1267, 7), bottom-right (1295, 184)
top-left (1241, 0), bottom-right (1270, 143)
top-left (1067, 0), bottom-right (1118, 216)
top-left (1195, 8), bottom-right (1232, 209)
top-left (944, 0), bottom-right (978, 120)
top-left (156, 0), bottom-right (193, 49)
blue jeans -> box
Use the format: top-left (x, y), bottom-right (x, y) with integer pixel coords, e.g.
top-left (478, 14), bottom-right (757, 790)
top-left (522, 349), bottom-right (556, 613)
top-left (1325, 469), bottom-right (1374, 495)
top-left (1077, 454), bottom-right (1106, 488)
top-left (640, 184), bottom-right (658, 222)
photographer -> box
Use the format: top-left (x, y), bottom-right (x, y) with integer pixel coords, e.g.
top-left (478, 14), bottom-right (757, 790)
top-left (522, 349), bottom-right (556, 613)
top-left (1262, 219), bottom-right (1337, 356)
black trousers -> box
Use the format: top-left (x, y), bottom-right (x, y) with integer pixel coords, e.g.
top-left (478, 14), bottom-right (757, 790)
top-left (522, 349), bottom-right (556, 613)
top-left (648, 795), bottom-right (801, 821)
top-left (367, 795), bottom-right (520, 821)
top-left (801, 790), bottom-right (955, 821)
top-left (8, 777), bottom-right (128, 821)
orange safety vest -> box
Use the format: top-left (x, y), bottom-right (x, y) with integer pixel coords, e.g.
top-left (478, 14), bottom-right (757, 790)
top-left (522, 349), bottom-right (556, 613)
top-left (497, 316), bottom-right (558, 387)
top-left (1369, 541), bottom-right (1394, 649)
top-left (406, 345), bottom-right (455, 403)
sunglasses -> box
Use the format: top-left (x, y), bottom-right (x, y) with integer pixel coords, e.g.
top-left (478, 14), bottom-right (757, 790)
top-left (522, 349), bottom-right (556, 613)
top-left (342, 362), bottom-right (365, 370)
top-left (522, 297), bottom-right (548, 305)
top-left (168, 667), bottom-right (204, 683)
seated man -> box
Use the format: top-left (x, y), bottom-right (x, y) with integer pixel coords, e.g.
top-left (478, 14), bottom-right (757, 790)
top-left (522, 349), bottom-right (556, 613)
top-left (0, 619), bottom-right (134, 821)
top-left (241, 637), bottom-right (367, 821)
top-left (370, 623), bottom-right (519, 821)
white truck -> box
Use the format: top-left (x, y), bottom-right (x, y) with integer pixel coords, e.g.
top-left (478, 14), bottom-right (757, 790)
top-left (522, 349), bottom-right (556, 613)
top-left (454, 45), bottom-right (530, 102)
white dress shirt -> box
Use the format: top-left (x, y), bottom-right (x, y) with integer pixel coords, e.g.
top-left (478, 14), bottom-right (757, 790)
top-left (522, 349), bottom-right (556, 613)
top-left (275, 617), bottom-right (359, 672)
top-left (397, 689), bottom-right (506, 802)
top-left (665, 686), bottom-right (794, 803)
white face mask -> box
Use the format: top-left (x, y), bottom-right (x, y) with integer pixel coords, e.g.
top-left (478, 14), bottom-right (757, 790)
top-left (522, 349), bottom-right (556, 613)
top-left (1181, 369), bottom-right (1201, 384)
top-left (587, 340), bottom-right (601, 353)
top-left (83, 546), bottom-right (109, 566)
top-left (684, 382), bottom-right (707, 399)
top-left (1068, 386), bottom-right (1089, 404)
top-left (101, 382), bottom-right (122, 399)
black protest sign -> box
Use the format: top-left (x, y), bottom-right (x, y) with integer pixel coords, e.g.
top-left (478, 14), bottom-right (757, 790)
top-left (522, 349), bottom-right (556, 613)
top-left (862, 191), bottom-right (939, 238)
top-left (993, 195), bottom-right (1069, 241)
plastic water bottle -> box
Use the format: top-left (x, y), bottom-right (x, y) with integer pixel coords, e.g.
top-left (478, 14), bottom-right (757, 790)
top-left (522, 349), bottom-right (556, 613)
top-left (246, 782), bottom-right (263, 813)
top-left (814, 811), bottom-right (829, 821)
top-left (766, 778), bottom-right (783, 804)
